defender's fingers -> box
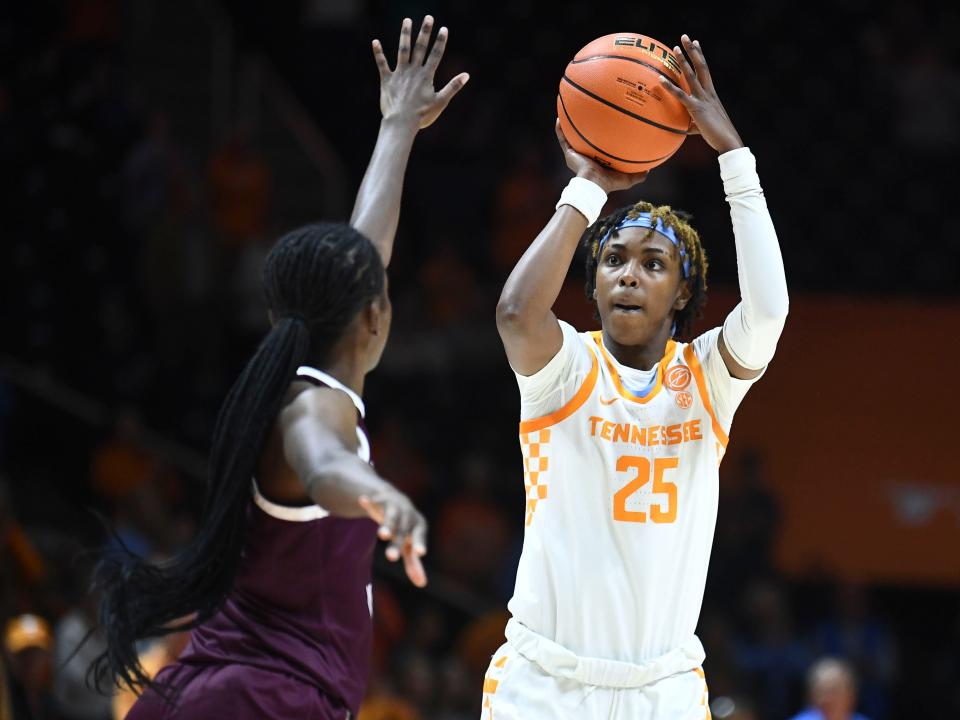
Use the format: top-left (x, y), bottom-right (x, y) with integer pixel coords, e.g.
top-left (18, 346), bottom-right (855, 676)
top-left (385, 509), bottom-right (414, 562)
top-left (358, 496), bottom-right (385, 525)
top-left (435, 72), bottom-right (470, 106)
top-left (425, 26), bottom-right (448, 72)
top-left (379, 503), bottom-right (401, 541)
top-left (397, 18), bottom-right (413, 65)
top-left (411, 520), bottom-right (428, 557)
top-left (402, 540), bottom-right (428, 587)
top-left (412, 15), bottom-right (434, 65)
top-left (385, 540), bottom-right (402, 562)
top-left (371, 40), bottom-right (391, 78)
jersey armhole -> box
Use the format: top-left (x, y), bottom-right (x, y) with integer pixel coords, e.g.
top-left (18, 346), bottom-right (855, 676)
top-left (251, 480), bottom-right (331, 522)
top-left (683, 344), bottom-right (730, 449)
top-left (518, 343), bottom-right (599, 434)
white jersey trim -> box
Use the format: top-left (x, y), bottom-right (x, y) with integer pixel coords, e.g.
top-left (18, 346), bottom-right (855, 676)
top-left (296, 365), bottom-right (370, 462)
top-left (355, 427), bottom-right (371, 464)
top-left (296, 366), bottom-right (366, 418)
top-left (251, 367), bottom-right (370, 520)
top-left (251, 480), bottom-right (330, 522)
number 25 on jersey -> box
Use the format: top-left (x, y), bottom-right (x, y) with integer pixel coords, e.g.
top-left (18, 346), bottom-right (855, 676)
top-left (613, 456), bottom-right (678, 524)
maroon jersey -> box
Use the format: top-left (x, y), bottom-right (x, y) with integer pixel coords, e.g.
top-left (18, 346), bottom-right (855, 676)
top-left (127, 367), bottom-right (377, 719)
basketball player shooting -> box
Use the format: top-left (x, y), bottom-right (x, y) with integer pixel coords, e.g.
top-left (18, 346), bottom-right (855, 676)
top-left (486, 34), bottom-right (788, 718)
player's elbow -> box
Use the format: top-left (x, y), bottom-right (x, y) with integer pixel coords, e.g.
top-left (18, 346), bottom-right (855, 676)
top-left (767, 275), bottom-right (790, 323)
top-left (761, 296), bottom-right (789, 330)
top-left (496, 298), bottom-right (544, 344)
top-left (743, 309), bottom-right (788, 348)
top-left (301, 461), bottom-right (368, 519)
top-left (744, 284), bottom-right (789, 330)
top-left (752, 301), bottom-right (788, 331)
top-left (495, 296), bottom-right (525, 332)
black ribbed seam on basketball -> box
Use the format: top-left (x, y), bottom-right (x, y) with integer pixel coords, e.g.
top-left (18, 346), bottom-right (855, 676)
top-left (560, 74), bottom-right (688, 136)
top-left (558, 92), bottom-right (673, 165)
top-left (570, 54), bottom-right (683, 90)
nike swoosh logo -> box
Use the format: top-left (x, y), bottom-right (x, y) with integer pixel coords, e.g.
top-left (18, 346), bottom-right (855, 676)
top-left (600, 396), bottom-right (619, 406)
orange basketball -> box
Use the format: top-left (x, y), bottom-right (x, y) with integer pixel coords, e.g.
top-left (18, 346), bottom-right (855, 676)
top-left (557, 33), bottom-right (691, 173)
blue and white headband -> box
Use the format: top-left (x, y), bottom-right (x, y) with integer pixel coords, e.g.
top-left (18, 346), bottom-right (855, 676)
top-left (598, 213), bottom-right (690, 278)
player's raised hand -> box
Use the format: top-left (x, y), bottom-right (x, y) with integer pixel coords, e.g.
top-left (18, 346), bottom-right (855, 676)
top-left (371, 16), bottom-right (470, 130)
top-left (358, 489), bottom-right (428, 587)
top-left (659, 35), bottom-right (743, 155)
top-left (555, 119), bottom-right (649, 194)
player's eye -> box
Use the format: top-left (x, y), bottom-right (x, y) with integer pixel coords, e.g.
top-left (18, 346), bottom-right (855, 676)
top-left (646, 259), bottom-right (664, 271)
top-left (605, 254), bottom-right (621, 266)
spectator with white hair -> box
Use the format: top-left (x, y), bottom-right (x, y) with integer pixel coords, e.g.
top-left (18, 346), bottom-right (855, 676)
top-left (789, 657), bottom-right (871, 720)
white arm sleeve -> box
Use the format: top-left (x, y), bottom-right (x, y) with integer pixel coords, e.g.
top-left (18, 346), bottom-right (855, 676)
top-left (718, 148), bottom-right (789, 371)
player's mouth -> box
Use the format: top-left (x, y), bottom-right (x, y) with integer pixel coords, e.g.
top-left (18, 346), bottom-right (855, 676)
top-left (613, 303), bottom-right (643, 313)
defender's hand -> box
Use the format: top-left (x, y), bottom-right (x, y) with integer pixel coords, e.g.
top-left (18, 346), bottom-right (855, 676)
top-left (371, 16), bottom-right (470, 130)
top-left (358, 489), bottom-right (428, 587)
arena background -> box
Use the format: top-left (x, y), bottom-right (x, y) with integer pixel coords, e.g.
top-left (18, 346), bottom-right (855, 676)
top-left (1, 1), bottom-right (958, 718)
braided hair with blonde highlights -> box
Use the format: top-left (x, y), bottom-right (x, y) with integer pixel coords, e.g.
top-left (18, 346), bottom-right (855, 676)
top-left (582, 201), bottom-right (709, 339)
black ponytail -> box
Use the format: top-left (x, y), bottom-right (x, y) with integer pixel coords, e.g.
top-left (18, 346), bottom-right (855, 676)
top-left (91, 223), bottom-right (384, 695)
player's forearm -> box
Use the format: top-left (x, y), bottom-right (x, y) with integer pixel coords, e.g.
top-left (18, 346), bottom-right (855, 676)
top-left (496, 206), bottom-right (587, 331)
top-left (720, 147), bottom-right (788, 369)
top-left (350, 117), bottom-right (419, 267)
top-left (302, 451), bottom-right (396, 519)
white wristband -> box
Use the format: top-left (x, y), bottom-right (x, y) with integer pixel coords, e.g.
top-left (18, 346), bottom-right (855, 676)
top-left (556, 177), bottom-right (607, 227)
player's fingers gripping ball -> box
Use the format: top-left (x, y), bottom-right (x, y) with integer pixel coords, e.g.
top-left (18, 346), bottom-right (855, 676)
top-left (558, 33), bottom-right (691, 172)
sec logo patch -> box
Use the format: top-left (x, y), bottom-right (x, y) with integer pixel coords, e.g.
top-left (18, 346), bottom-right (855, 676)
top-left (665, 365), bottom-right (691, 391)
top-left (675, 390), bottom-right (694, 409)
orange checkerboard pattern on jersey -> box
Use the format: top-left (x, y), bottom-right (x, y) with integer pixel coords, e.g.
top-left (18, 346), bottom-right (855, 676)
top-left (519, 430), bottom-right (551, 526)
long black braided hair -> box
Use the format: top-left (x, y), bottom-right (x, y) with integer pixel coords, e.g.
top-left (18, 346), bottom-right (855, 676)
top-left (91, 222), bottom-right (385, 695)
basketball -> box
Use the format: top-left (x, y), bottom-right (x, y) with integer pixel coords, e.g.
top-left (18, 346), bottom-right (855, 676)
top-left (557, 33), bottom-right (691, 173)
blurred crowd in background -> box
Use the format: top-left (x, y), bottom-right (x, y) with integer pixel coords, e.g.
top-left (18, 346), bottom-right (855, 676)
top-left (1, 1), bottom-right (958, 719)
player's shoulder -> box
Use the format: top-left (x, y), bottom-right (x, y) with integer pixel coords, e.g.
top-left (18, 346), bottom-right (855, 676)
top-left (515, 320), bottom-right (597, 406)
top-left (567, 323), bottom-right (603, 373)
top-left (685, 327), bottom-right (723, 363)
top-left (281, 382), bottom-right (357, 435)
top-left (567, 322), bottom-right (604, 356)
top-left (549, 320), bottom-right (599, 366)
top-left (562, 319), bottom-right (594, 343)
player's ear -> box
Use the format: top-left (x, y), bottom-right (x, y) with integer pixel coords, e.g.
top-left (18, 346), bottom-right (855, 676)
top-left (364, 287), bottom-right (392, 336)
top-left (673, 279), bottom-right (691, 311)
top-left (363, 298), bottom-right (382, 335)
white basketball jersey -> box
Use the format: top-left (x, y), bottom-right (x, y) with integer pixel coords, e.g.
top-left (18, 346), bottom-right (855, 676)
top-left (507, 330), bottom-right (730, 663)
